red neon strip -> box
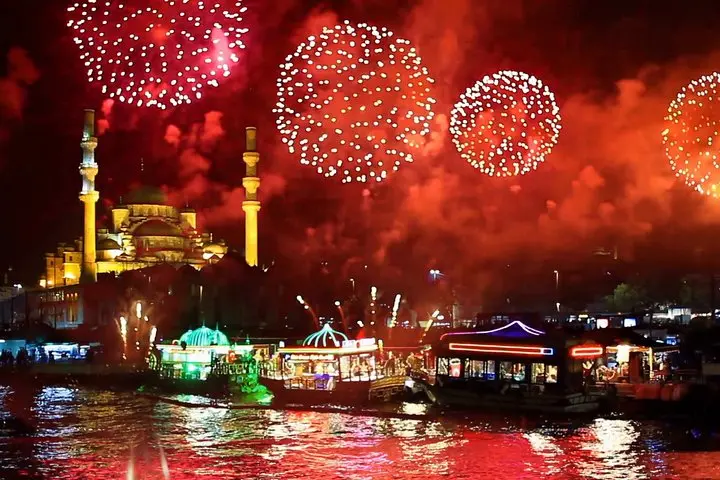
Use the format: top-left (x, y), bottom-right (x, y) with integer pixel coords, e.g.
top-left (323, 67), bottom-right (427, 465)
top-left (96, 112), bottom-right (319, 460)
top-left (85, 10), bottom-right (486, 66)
top-left (570, 346), bottom-right (604, 358)
top-left (280, 345), bottom-right (377, 355)
top-left (448, 343), bottom-right (554, 356)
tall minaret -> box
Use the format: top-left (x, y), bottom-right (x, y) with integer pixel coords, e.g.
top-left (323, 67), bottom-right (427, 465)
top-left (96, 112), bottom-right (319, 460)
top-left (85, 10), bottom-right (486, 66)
top-left (79, 109), bottom-right (99, 283)
top-left (242, 127), bottom-right (260, 267)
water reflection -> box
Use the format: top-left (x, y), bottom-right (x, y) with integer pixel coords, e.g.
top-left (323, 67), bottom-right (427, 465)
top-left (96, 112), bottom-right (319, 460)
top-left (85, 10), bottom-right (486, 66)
top-left (0, 388), bottom-right (719, 479)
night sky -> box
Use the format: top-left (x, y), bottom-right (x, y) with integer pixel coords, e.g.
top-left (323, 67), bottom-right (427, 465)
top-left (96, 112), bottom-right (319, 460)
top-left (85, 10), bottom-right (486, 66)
top-left (1, 0), bottom-right (720, 302)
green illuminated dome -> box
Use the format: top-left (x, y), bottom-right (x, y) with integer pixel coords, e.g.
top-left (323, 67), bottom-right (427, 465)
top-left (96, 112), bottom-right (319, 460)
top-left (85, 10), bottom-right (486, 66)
top-left (179, 326), bottom-right (230, 347)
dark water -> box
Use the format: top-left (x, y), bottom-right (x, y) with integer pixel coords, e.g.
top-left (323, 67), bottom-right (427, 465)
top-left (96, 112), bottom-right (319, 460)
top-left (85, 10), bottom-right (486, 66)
top-left (2, 385), bottom-right (720, 479)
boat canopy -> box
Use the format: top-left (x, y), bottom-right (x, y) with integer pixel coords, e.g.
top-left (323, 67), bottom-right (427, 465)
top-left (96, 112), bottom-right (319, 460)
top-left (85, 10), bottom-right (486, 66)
top-left (179, 326), bottom-right (230, 347)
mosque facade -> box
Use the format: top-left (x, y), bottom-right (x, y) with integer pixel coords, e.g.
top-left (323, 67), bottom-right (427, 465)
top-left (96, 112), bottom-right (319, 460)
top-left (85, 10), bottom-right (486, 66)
top-left (40, 110), bottom-right (229, 288)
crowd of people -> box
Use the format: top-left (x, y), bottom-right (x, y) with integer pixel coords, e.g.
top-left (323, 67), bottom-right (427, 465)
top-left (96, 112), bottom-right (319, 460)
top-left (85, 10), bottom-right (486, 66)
top-left (0, 347), bottom-right (31, 367)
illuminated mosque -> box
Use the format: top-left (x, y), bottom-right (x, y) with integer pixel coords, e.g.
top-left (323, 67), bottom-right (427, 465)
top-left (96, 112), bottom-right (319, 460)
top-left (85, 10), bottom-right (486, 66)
top-left (41, 109), bottom-right (262, 288)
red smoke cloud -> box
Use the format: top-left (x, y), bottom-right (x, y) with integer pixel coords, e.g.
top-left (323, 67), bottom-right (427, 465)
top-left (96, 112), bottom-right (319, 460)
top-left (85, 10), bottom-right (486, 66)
top-left (0, 48), bottom-right (39, 119)
top-left (96, 99), bottom-right (114, 135)
top-left (86, 2), bottom-right (720, 305)
top-left (0, 48), bottom-right (39, 169)
top-left (251, 1), bottom-right (720, 302)
top-left (163, 110), bottom-right (287, 227)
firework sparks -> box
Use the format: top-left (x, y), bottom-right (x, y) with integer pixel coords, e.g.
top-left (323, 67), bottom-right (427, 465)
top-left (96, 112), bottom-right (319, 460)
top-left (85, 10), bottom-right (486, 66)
top-left (389, 293), bottom-right (401, 328)
top-left (119, 316), bottom-right (128, 360)
top-left (275, 20), bottom-right (437, 184)
top-left (66, 0), bottom-right (248, 110)
top-left (663, 72), bottom-right (720, 198)
top-left (450, 70), bottom-right (562, 177)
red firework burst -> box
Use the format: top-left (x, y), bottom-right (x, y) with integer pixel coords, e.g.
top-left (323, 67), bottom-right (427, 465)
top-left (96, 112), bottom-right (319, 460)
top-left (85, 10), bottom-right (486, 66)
top-left (450, 70), bottom-right (562, 177)
top-left (66, 0), bottom-right (248, 110)
top-left (663, 71), bottom-right (720, 198)
top-left (274, 21), bottom-right (437, 184)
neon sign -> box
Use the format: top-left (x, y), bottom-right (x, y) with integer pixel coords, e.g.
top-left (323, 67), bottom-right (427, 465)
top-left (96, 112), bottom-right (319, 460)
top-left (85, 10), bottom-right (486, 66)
top-left (570, 345), bottom-right (604, 358)
top-left (448, 343), bottom-right (554, 356)
top-left (441, 321), bottom-right (545, 340)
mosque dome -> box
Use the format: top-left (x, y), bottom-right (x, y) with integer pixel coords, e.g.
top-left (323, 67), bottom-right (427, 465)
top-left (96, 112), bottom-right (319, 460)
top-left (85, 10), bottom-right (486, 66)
top-left (125, 185), bottom-right (168, 205)
top-left (179, 326), bottom-right (230, 347)
top-left (97, 238), bottom-right (122, 250)
top-left (133, 219), bottom-right (182, 237)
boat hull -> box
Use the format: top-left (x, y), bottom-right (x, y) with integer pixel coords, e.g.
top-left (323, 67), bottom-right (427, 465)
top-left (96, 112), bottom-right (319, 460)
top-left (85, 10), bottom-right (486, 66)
top-left (144, 374), bottom-right (230, 396)
top-left (422, 384), bottom-right (601, 414)
top-left (262, 378), bottom-right (372, 405)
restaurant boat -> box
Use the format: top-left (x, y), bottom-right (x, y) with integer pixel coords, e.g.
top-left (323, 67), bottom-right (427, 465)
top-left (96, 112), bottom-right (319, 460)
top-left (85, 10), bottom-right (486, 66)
top-left (260, 323), bottom-right (406, 404)
top-left (147, 325), bottom-right (269, 395)
top-left (569, 328), bottom-right (690, 406)
top-left (423, 321), bottom-right (604, 413)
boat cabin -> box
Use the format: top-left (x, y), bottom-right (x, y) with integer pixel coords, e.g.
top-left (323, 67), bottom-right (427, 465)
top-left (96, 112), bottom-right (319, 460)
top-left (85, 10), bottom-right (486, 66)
top-left (568, 328), bottom-right (681, 391)
top-left (152, 326), bottom-right (269, 385)
top-left (262, 323), bottom-right (382, 390)
top-left (433, 321), bottom-right (580, 394)
top-left (260, 323), bottom-right (396, 402)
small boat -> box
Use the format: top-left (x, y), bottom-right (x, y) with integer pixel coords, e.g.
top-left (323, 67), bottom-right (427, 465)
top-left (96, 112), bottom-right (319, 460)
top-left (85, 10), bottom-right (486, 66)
top-left (260, 323), bottom-right (406, 404)
top-left (147, 325), bottom-right (269, 395)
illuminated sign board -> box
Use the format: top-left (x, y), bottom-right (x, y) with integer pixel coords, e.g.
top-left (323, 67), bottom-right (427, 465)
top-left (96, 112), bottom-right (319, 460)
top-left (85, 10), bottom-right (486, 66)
top-left (570, 345), bottom-right (604, 358)
top-left (449, 343), bottom-right (554, 356)
top-left (342, 338), bottom-right (377, 349)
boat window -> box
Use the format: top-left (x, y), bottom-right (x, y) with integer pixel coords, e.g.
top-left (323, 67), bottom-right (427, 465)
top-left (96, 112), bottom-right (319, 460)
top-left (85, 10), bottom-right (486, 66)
top-left (339, 354), bottom-right (376, 381)
top-left (531, 363), bottom-right (559, 384)
top-left (464, 359), bottom-right (496, 380)
top-left (438, 357), bottom-right (462, 377)
top-left (449, 358), bottom-right (462, 378)
top-left (531, 363), bottom-right (546, 384)
top-left (546, 365), bottom-right (558, 383)
top-left (438, 357), bottom-right (450, 375)
top-left (500, 361), bottom-right (512, 380)
top-left (340, 356), bottom-right (351, 380)
top-left (500, 362), bottom-right (526, 382)
top-left (486, 360), bottom-right (496, 379)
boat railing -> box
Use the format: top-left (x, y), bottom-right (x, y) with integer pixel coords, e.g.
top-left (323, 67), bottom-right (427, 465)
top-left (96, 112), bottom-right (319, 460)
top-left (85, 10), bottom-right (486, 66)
top-left (259, 361), bottom-right (393, 383)
top-left (283, 375), bottom-right (336, 391)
